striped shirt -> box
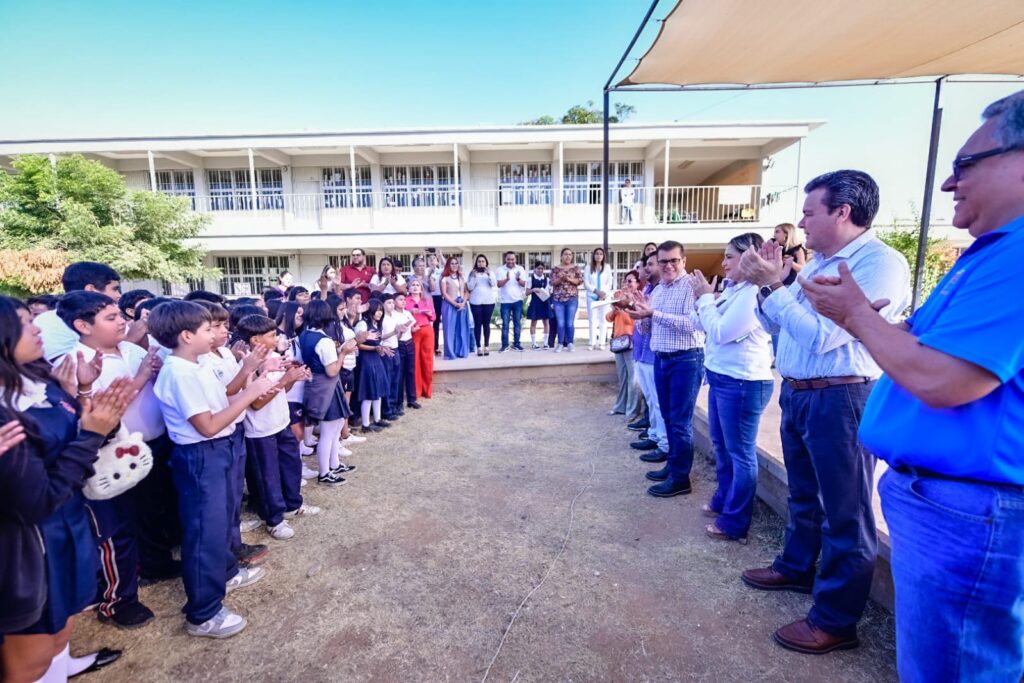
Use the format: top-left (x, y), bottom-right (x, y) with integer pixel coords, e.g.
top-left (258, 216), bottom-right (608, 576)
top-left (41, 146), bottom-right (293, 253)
top-left (647, 276), bottom-right (705, 353)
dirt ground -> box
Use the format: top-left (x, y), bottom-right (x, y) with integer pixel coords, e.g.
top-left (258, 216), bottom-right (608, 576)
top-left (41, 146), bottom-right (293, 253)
top-left (70, 381), bottom-right (897, 682)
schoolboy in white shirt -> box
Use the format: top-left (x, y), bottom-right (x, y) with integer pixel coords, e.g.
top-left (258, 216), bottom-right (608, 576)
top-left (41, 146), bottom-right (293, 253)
top-left (150, 300), bottom-right (274, 639)
top-left (393, 293), bottom-right (420, 410)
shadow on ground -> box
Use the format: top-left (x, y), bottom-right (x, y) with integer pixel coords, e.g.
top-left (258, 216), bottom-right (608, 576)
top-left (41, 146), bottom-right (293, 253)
top-left (70, 381), bottom-right (896, 682)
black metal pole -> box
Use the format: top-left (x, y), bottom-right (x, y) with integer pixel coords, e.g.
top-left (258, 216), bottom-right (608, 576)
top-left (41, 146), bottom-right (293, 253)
top-left (603, 90), bottom-right (611, 255)
top-left (912, 78), bottom-right (944, 312)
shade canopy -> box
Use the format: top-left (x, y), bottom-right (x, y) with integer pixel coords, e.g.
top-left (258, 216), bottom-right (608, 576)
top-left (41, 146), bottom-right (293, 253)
top-left (621, 0), bottom-right (1024, 87)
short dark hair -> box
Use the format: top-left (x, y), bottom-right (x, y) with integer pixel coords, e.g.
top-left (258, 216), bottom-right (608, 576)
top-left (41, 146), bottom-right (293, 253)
top-left (192, 299), bottom-right (229, 323)
top-left (266, 298), bottom-right (282, 320)
top-left (134, 296), bottom-right (172, 321)
top-left (184, 290), bottom-right (226, 305)
top-left (235, 314), bottom-right (278, 344)
top-left (26, 294), bottom-right (58, 311)
top-left (803, 170), bottom-right (880, 228)
top-left (118, 289), bottom-right (154, 315)
top-left (57, 291), bottom-right (116, 332)
top-left (380, 293), bottom-right (395, 303)
top-left (503, 251), bottom-right (516, 258)
top-left (727, 232), bottom-right (765, 254)
top-left (61, 262), bottom-right (120, 293)
top-left (148, 301), bottom-right (212, 349)
top-left (343, 287), bottom-right (362, 301)
top-left (533, 261), bottom-right (546, 269)
top-left (228, 304), bottom-right (261, 331)
top-left (263, 288), bottom-right (284, 303)
top-left (232, 297), bottom-right (259, 308)
top-left (303, 300), bottom-right (335, 330)
top-left (644, 252), bottom-right (658, 266)
top-left (286, 286), bottom-right (309, 302)
top-left (656, 240), bottom-right (685, 256)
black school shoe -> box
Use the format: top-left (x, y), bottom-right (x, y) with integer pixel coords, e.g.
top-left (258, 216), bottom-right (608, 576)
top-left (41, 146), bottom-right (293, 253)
top-left (639, 450), bottom-right (668, 463)
top-left (234, 543), bottom-right (269, 567)
top-left (375, 420), bottom-right (392, 429)
top-left (627, 419), bottom-right (649, 432)
top-left (407, 401), bottom-right (422, 409)
top-left (630, 438), bottom-right (657, 451)
top-left (647, 477), bottom-right (693, 498)
top-left (69, 648), bottom-right (122, 678)
top-left (97, 600), bottom-right (155, 630)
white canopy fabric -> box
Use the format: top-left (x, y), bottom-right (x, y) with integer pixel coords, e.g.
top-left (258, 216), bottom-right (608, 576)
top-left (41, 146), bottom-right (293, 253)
top-left (622, 0), bottom-right (1024, 86)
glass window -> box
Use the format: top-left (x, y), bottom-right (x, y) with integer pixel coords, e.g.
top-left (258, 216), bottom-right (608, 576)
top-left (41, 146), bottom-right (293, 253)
top-left (328, 253), bottom-right (377, 269)
top-left (526, 251), bottom-right (552, 270)
top-left (322, 167), bottom-right (371, 209)
top-left (563, 161), bottom-right (644, 205)
top-left (155, 170), bottom-right (196, 209)
top-left (161, 277), bottom-right (203, 297)
top-left (214, 255), bottom-right (289, 295)
top-left (383, 165), bottom-right (460, 208)
top-left (206, 169), bottom-right (283, 211)
top-left (498, 163), bottom-right (552, 206)
top-left (613, 250), bottom-right (642, 273)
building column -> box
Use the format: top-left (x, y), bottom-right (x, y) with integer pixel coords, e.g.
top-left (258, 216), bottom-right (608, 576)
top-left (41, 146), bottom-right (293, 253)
top-left (662, 139), bottom-right (670, 224)
top-left (147, 151), bottom-right (157, 191)
top-left (247, 148), bottom-right (258, 210)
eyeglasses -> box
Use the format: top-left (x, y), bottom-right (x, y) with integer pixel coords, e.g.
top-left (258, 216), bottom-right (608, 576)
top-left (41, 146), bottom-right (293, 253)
top-left (658, 257), bottom-right (683, 267)
top-left (952, 145), bottom-right (1021, 181)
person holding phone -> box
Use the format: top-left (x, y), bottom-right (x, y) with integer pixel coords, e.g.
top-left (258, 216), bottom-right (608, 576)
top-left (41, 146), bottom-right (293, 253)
top-left (467, 254), bottom-right (496, 355)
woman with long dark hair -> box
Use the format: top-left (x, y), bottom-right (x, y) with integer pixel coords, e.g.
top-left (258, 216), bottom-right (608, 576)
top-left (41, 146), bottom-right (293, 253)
top-left (356, 299), bottom-right (391, 432)
top-left (0, 296), bottom-right (134, 682)
top-left (584, 247), bottom-right (610, 350)
top-left (440, 256), bottom-right (475, 359)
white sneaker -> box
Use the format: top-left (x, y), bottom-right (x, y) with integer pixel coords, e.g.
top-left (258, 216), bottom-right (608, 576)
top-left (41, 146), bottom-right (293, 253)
top-left (186, 607), bottom-right (248, 639)
top-left (239, 519), bottom-right (261, 534)
top-left (339, 445), bottom-right (353, 457)
top-left (567, 343), bottom-right (575, 352)
top-left (555, 344), bottom-right (563, 353)
top-left (267, 520), bottom-right (295, 540)
top-left (226, 566), bottom-right (265, 593)
top-left (300, 478), bottom-right (307, 488)
top-left (300, 464), bottom-right (318, 480)
top-left (299, 443), bottom-right (315, 457)
top-left (342, 433), bottom-right (367, 444)
top-left (284, 504), bottom-right (321, 519)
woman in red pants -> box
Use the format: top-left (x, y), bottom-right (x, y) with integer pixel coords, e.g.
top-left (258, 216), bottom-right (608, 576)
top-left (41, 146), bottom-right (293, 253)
top-left (406, 279), bottom-right (435, 398)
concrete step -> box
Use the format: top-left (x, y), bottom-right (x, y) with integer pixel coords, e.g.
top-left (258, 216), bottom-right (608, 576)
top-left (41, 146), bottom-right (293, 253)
top-left (434, 347), bottom-right (617, 389)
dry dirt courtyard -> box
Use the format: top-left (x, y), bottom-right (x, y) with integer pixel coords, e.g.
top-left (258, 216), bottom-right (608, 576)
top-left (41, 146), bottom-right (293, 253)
top-left (70, 380), bottom-right (897, 682)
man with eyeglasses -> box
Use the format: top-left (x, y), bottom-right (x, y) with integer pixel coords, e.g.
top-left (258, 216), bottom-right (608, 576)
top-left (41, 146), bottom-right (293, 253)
top-left (628, 240), bottom-right (705, 498)
top-left (340, 248), bottom-right (375, 303)
top-left (736, 170), bottom-right (910, 656)
top-left (798, 92), bottom-right (1024, 680)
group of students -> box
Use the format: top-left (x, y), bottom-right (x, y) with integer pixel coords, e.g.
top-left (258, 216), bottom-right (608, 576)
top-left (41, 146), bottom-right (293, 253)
top-left (0, 258), bottom-right (438, 682)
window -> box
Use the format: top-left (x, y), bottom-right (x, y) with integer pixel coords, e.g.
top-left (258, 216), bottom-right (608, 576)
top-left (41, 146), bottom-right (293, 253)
top-left (613, 250), bottom-right (642, 273)
top-left (498, 163), bottom-right (553, 205)
top-left (563, 161), bottom-right (644, 205)
top-left (573, 250), bottom-right (591, 268)
top-left (155, 170), bottom-right (196, 208)
top-left (206, 169), bottom-right (284, 211)
top-left (526, 251), bottom-right (552, 270)
top-left (382, 164), bottom-right (459, 208)
top-left (322, 167), bottom-right (372, 209)
top-left (214, 255), bottom-right (289, 296)
top-left (328, 253), bottom-right (377, 269)
top-left (161, 278), bottom-right (203, 297)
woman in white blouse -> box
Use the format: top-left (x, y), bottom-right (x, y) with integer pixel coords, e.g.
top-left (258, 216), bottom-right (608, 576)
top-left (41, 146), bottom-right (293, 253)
top-left (583, 247), bottom-right (610, 350)
top-left (369, 257), bottom-right (407, 297)
top-left (466, 254), bottom-right (497, 355)
top-left (688, 232), bottom-right (774, 544)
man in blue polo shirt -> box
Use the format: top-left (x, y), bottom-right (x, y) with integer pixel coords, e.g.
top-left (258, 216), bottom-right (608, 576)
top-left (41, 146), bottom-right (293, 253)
top-left (800, 90), bottom-right (1024, 682)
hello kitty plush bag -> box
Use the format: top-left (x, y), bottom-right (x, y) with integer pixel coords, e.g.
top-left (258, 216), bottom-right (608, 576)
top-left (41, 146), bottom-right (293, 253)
top-left (83, 426), bottom-right (153, 500)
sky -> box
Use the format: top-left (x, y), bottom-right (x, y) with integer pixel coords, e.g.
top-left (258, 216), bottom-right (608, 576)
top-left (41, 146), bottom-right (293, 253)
top-left (1, 0), bottom-right (1021, 223)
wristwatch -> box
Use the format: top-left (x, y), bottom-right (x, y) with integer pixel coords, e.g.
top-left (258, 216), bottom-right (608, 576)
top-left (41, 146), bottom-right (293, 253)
top-left (759, 281), bottom-right (784, 299)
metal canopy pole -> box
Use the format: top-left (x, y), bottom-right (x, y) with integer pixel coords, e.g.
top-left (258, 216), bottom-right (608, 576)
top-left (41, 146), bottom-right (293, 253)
top-left (602, 91), bottom-right (610, 254)
top-left (912, 78), bottom-right (944, 312)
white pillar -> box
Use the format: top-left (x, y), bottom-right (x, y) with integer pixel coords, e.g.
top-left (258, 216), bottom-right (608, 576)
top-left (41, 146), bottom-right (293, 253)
top-left (349, 145), bottom-right (357, 208)
top-left (247, 148), bottom-right (258, 210)
top-left (555, 142), bottom-right (564, 208)
top-left (662, 140), bottom-right (670, 224)
top-left (793, 139), bottom-right (804, 219)
top-left (147, 151), bottom-right (157, 191)
top-left (453, 143), bottom-right (463, 227)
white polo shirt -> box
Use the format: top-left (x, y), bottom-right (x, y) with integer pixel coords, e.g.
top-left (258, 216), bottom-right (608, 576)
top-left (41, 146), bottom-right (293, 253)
top-left (381, 313), bottom-right (400, 349)
top-left (153, 355), bottom-right (233, 445)
top-left (497, 265), bottom-right (527, 303)
top-left (64, 341), bottom-right (165, 441)
top-left (243, 353), bottom-right (289, 439)
top-left (201, 346), bottom-right (245, 426)
top-left (397, 310), bottom-right (415, 342)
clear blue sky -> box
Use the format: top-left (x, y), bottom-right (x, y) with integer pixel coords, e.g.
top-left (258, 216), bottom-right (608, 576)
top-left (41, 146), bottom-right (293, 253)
top-left (1, 0), bottom-right (1020, 222)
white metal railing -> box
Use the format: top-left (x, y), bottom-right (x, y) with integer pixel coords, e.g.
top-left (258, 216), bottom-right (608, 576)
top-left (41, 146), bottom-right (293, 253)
top-left (183, 185), bottom-right (795, 231)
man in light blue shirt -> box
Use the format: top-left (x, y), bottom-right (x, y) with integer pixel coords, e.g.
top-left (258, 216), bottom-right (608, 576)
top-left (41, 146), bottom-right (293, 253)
top-left (801, 91), bottom-right (1024, 682)
top-left (737, 170), bottom-right (910, 655)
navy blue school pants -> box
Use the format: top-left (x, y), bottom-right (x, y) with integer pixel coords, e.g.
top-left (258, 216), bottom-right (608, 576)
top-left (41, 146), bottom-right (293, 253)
top-left (397, 339), bottom-right (417, 406)
top-left (385, 350), bottom-right (402, 415)
top-left (134, 432), bottom-right (180, 579)
top-left (170, 436), bottom-right (238, 625)
top-left (245, 428), bottom-right (303, 528)
top-left (227, 428), bottom-right (245, 553)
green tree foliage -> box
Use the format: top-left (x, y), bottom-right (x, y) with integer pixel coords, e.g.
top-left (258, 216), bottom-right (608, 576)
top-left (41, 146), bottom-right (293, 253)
top-left (523, 101), bottom-right (636, 125)
top-left (877, 218), bottom-right (958, 303)
top-left (0, 154), bottom-right (216, 293)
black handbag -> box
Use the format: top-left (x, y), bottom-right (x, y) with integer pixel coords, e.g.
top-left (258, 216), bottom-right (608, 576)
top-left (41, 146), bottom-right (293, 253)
top-left (610, 334), bottom-right (632, 353)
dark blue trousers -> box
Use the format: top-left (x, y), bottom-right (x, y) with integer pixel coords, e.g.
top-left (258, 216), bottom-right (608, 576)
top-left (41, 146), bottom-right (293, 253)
top-left (653, 349), bottom-right (705, 483)
top-left (772, 381), bottom-right (877, 637)
top-left (227, 428), bottom-right (245, 553)
top-left (501, 300), bottom-right (523, 349)
top-left (134, 432), bottom-right (180, 579)
top-left (170, 436), bottom-right (238, 625)
top-left (385, 350), bottom-right (402, 415)
top-left (397, 339), bottom-right (417, 406)
top-left (245, 428), bottom-right (303, 527)
top-left (89, 493), bottom-right (141, 618)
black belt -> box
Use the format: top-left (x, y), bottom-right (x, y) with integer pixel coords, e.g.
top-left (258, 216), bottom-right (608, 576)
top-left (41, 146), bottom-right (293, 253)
top-left (893, 465), bottom-right (1024, 492)
top-left (654, 348), bottom-right (701, 359)
top-left (784, 376), bottom-right (872, 391)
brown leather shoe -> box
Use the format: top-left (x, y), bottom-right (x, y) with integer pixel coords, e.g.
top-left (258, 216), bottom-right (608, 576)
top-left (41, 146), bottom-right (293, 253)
top-left (741, 566), bottom-right (813, 593)
top-left (773, 618), bottom-right (859, 654)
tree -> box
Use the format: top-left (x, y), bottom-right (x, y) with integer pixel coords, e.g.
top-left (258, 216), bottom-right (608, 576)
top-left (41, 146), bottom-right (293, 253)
top-left (523, 101), bottom-right (636, 125)
top-left (0, 154), bottom-right (216, 294)
top-left (877, 217), bottom-right (958, 305)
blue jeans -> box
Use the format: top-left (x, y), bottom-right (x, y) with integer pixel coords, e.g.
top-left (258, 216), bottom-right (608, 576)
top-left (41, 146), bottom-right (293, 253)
top-left (773, 381), bottom-right (877, 637)
top-left (706, 370), bottom-right (773, 538)
top-left (500, 301), bottom-right (523, 349)
top-left (552, 297), bottom-right (578, 346)
top-left (170, 436), bottom-right (237, 624)
top-left (880, 468), bottom-right (1024, 682)
top-left (653, 349), bottom-right (704, 482)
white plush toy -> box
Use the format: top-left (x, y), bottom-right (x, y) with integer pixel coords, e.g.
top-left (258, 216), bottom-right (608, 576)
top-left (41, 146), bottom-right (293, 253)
top-left (83, 427), bottom-right (153, 501)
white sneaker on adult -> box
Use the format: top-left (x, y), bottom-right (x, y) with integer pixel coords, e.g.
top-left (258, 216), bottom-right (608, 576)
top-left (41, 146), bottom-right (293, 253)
top-left (284, 504), bottom-right (321, 519)
top-left (239, 519), bottom-right (261, 534)
top-left (567, 343), bottom-right (575, 352)
top-left (300, 464), bottom-right (318, 480)
top-left (185, 607), bottom-right (248, 639)
top-left (554, 345), bottom-right (564, 353)
top-left (226, 566), bottom-right (266, 594)
top-left (342, 433), bottom-right (367, 445)
top-left (267, 520), bottom-right (295, 540)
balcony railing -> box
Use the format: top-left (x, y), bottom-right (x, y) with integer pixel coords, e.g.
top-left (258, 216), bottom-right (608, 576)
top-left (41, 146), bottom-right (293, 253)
top-left (180, 185), bottom-right (795, 235)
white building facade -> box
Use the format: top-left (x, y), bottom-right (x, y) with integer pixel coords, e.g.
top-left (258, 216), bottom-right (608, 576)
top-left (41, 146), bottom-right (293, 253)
top-left (0, 121), bottom-right (822, 295)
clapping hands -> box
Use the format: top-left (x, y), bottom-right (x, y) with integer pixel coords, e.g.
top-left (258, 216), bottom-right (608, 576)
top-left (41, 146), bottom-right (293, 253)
top-left (687, 270), bottom-right (718, 299)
